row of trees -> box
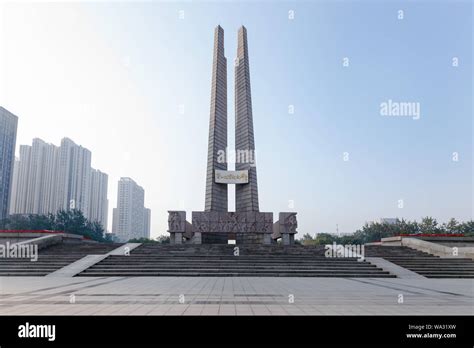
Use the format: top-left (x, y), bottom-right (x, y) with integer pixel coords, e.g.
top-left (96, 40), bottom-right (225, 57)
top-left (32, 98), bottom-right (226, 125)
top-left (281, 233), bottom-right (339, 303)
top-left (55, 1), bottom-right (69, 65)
top-left (2, 212), bottom-right (472, 245)
top-left (128, 236), bottom-right (170, 244)
top-left (300, 217), bottom-right (474, 246)
top-left (0, 209), bottom-right (111, 243)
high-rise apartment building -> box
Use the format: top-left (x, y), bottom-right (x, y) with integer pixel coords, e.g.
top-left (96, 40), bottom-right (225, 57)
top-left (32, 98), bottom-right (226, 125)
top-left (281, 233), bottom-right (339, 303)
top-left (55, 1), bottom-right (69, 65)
top-left (57, 138), bottom-right (91, 213)
top-left (0, 107), bottom-right (18, 220)
top-left (143, 208), bottom-right (151, 238)
top-left (10, 139), bottom-right (60, 215)
top-left (9, 137), bottom-right (108, 229)
top-left (88, 169), bottom-right (108, 231)
top-left (112, 177), bottom-right (150, 242)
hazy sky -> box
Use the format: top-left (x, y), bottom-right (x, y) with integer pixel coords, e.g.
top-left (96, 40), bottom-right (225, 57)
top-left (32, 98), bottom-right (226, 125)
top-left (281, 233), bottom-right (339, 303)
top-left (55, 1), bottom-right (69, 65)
top-left (0, 1), bottom-right (472, 238)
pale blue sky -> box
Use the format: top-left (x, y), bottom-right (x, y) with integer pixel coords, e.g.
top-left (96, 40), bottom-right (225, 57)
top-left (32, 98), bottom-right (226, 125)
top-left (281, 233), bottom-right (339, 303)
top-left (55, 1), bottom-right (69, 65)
top-left (1, 0), bottom-right (472, 237)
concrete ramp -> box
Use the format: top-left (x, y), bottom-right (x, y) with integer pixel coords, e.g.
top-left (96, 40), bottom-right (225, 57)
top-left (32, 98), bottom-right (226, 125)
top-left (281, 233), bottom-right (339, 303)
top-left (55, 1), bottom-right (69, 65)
top-left (46, 243), bottom-right (142, 277)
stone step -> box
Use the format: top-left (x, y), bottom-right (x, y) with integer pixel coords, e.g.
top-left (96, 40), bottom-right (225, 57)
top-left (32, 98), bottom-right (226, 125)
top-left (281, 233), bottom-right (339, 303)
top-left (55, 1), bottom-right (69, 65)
top-left (83, 267), bottom-right (389, 273)
top-left (73, 243), bottom-right (394, 278)
top-left (0, 255), bottom-right (81, 258)
top-left (85, 265), bottom-right (380, 273)
top-left (386, 263), bottom-right (474, 267)
top-left (0, 256), bottom-right (82, 264)
top-left (364, 245), bottom-right (474, 278)
top-left (89, 260), bottom-right (375, 268)
top-left (424, 274), bottom-right (474, 278)
top-left (79, 271), bottom-right (395, 277)
top-left (98, 258), bottom-right (365, 264)
top-left (104, 255), bottom-right (363, 260)
top-left (0, 268), bottom-right (62, 272)
top-left (384, 257), bottom-right (473, 260)
top-left (0, 272), bottom-right (50, 276)
top-left (96, 262), bottom-right (370, 268)
top-left (0, 264), bottom-right (75, 268)
top-left (394, 263), bottom-right (474, 267)
top-left (411, 270), bottom-right (474, 274)
top-left (91, 260), bottom-right (376, 265)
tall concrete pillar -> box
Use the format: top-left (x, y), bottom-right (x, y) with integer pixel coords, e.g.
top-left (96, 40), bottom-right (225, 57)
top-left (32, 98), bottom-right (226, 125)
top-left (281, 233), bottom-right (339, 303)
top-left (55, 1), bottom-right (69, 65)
top-left (205, 25), bottom-right (228, 212)
top-left (235, 26), bottom-right (259, 212)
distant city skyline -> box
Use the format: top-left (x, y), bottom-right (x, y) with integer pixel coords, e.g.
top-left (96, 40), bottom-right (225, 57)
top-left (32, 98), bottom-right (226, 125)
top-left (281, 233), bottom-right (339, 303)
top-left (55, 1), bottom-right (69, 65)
top-left (0, 1), bottom-right (471, 238)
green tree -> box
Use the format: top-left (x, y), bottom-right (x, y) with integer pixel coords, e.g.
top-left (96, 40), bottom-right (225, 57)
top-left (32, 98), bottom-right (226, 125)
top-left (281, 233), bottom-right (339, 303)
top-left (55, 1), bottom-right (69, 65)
top-left (301, 233), bottom-right (313, 241)
top-left (419, 217), bottom-right (440, 234)
top-left (459, 221), bottom-right (474, 236)
top-left (398, 219), bottom-right (419, 235)
top-left (314, 233), bottom-right (337, 245)
top-left (128, 237), bottom-right (157, 243)
top-left (27, 213), bottom-right (54, 230)
top-left (2, 215), bottom-right (31, 230)
top-left (156, 235), bottom-right (170, 244)
top-left (298, 233), bottom-right (314, 245)
top-left (85, 220), bottom-right (106, 241)
top-left (442, 218), bottom-right (461, 234)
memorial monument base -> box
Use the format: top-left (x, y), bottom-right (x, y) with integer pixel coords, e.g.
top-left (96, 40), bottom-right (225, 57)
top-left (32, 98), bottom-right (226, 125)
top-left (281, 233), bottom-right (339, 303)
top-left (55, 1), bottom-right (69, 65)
top-left (168, 211), bottom-right (297, 245)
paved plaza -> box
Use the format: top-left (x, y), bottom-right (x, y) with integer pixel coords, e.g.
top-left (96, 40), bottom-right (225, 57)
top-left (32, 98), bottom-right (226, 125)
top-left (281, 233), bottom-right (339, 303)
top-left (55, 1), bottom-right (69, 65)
top-left (0, 276), bottom-right (472, 315)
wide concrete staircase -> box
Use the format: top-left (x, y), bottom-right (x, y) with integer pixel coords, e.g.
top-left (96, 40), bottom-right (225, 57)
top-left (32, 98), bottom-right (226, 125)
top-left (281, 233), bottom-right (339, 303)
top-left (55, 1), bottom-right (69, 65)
top-left (365, 245), bottom-right (474, 278)
top-left (0, 242), bottom-right (122, 276)
top-left (78, 244), bottom-right (395, 277)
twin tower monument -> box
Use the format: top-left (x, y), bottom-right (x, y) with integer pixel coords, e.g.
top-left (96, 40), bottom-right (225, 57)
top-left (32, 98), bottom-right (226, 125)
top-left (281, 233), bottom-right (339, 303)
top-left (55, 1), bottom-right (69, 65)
top-left (168, 26), bottom-right (298, 245)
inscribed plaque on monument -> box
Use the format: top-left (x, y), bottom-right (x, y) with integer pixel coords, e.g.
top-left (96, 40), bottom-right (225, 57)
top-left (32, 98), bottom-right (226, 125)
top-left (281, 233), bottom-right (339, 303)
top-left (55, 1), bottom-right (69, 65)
top-left (215, 170), bottom-right (249, 184)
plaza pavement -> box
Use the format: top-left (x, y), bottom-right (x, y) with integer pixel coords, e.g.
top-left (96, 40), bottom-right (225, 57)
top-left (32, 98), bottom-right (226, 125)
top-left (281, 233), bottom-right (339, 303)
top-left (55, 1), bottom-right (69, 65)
top-left (0, 276), bottom-right (472, 315)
